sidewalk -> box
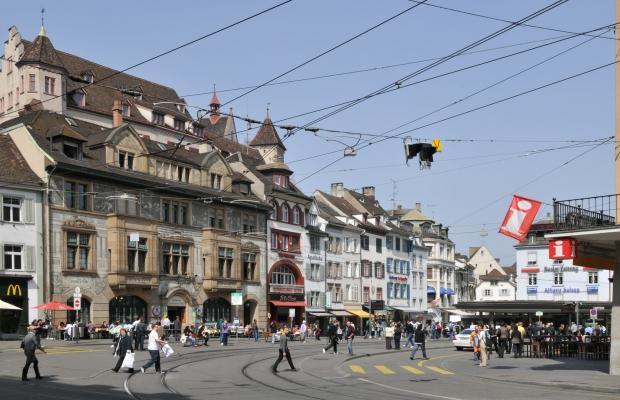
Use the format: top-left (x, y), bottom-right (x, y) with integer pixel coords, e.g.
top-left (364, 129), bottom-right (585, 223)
top-left (446, 351), bottom-right (619, 394)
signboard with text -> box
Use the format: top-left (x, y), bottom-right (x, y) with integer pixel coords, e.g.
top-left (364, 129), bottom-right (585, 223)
top-left (549, 239), bottom-right (577, 260)
top-left (231, 292), bottom-right (243, 306)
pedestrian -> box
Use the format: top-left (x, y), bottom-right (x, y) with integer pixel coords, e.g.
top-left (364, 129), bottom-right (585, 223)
top-left (323, 320), bottom-right (339, 354)
top-left (172, 316), bottom-right (181, 339)
top-left (272, 329), bottom-right (296, 372)
top-left (512, 322), bottom-right (525, 358)
top-left (314, 322), bottom-right (321, 340)
top-left (270, 320), bottom-right (278, 344)
top-left (251, 319), bottom-right (259, 342)
top-left (479, 326), bottom-right (489, 367)
top-left (410, 323), bottom-right (429, 360)
top-left (21, 324), bottom-right (46, 381)
top-left (394, 322), bottom-right (402, 350)
top-left (112, 328), bottom-right (134, 373)
top-left (221, 320), bottom-right (229, 346)
top-left (384, 323), bottom-right (394, 349)
top-left (300, 320), bottom-right (307, 343)
top-left (134, 317), bottom-right (146, 351)
top-left (161, 315), bottom-right (171, 339)
top-left (141, 323), bottom-right (166, 374)
top-left (405, 320), bottom-right (415, 348)
top-left (470, 326), bottom-right (480, 363)
top-left (345, 320), bottom-right (355, 355)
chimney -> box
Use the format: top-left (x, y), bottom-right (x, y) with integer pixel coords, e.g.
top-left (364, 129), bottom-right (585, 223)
top-left (331, 182), bottom-right (344, 197)
top-left (362, 186), bottom-right (375, 201)
top-left (112, 100), bottom-right (122, 128)
top-left (415, 202), bottom-right (421, 212)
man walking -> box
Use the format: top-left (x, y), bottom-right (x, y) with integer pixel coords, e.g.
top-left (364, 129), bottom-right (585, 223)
top-left (405, 320), bottom-right (415, 348)
top-left (22, 325), bottom-right (46, 381)
top-left (141, 323), bottom-right (166, 374)
top-left (172, 316), bottom-right (181, 339)
top-left (345, 320), bottom-right (355, 355)
top-left (134, 317), bottom-right (146, 351)
top-left (322, 320), bottom-right (339, 354)
top-left (300, 320), bottom-right (307, 343)
top-left (112, 328), bottom-right (134, 373)
top-left (410, 323), bottom-right (428, 360)
top-left (272, 329), bottom-right (296, 372)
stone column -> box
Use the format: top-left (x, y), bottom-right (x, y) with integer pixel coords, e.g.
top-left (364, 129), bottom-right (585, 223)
top-left (610, 242), bottom-right (620, 375)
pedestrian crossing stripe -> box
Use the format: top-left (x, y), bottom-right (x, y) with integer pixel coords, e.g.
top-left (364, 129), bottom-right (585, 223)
top-left (349, 365), bottom-right (366, 374)
top-left (401, 365), bottom-right (424, 375)
top-left (425, 366), bottom-right (453, 375)
top-left (374, 365), bottom-right (396, 375)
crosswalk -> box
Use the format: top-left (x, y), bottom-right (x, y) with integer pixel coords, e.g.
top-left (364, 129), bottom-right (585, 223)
top-left (348, 364), bottom-right (453, 376)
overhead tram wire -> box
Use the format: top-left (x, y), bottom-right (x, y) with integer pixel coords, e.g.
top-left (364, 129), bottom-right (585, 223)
top-left (1, 0), bottom-right (294, 119)
top-left (286, 0), bottom-right (570, 136)
top-left (293, 60), bottom-right (619, 187)
top-left (220, 0), bottom-right (431, 107)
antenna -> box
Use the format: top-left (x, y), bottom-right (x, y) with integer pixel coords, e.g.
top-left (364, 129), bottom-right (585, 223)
top-left (41, 8), bottom-right (45, 27)
top-left (389, 179), bottom-right (398, 210)
top-left (266, 102), bottom-right (270, 118)
top-left (480, 225), bottom-right (488, 244)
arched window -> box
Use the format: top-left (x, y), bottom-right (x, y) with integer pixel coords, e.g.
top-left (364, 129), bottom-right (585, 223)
top-left (292, 207), bottom-right (300, 225)
top-left (203, 298), bottom-right (231, 323)
top-left (109, 296), bottom-right (146, 324)
top-left (271, 265), bottom-right (296, 285)
top-left (270, 201), bottom-right (278, 220)
top-left (282, 204), bottom-right (289, 223)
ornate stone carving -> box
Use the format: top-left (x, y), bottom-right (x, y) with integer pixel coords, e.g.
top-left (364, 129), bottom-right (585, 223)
top-left (62, 217), bottom-right (96, 231)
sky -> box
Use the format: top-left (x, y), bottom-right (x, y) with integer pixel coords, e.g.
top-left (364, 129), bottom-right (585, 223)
top-left (2, 0), bottom-right (616, 264)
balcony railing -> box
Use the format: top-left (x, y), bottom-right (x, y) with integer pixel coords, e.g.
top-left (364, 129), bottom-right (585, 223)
top-left (269, 284), bottom-right (304, 294)
top-left (553, 194), bottom-right (616, 231)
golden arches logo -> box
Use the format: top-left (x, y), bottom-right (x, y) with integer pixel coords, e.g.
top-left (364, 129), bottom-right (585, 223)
top-left (7, 284), bottom-right (22, 297)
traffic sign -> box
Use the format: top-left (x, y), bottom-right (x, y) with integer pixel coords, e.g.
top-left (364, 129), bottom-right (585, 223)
top-left (73, 297), bottom-right (81, 310)
top-left (590, 308), bottom-right (598, 319)
top-left (535, 311), bottom-right (543, 317)
top-left (289, 308), bottom-right (295, 318)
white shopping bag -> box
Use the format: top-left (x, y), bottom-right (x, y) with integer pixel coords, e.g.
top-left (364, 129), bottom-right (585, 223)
top-left (121, 351), bottom-right (134, 369)
top-left (180, 335), bottom-right (187, 344)
top-left (161, 343), bottom-right (174, 358)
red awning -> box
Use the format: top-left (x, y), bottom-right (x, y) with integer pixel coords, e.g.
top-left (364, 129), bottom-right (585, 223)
top-left (522, 267), bottom-right (540, 273)
top-left (269, 301), bottom-right (305, 307)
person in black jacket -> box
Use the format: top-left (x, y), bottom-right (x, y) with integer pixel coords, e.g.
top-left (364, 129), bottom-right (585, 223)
top-left (322, 320), bottom-right (339, 354)
top-left (410, 323), bottom-right (429, 360)
top-left (113, 328), bottom-right (134, 373)
top-left (405, 320), bottom-right (415, 348)
top-left (134, 317), bottom-right (146, 351)
top-left (394, 322), bottom-right (403, 350)
top-left (272, 330), bottom-right (296, 372)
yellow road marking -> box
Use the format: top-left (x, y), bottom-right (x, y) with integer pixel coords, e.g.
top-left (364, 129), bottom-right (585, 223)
top-left (350, 365), bottom-right (366, 374)
top-left (375, 365), bottom-right (396, 375)
top-left (401, 365), bottom-right (425, 375)
top-left (426, 366), bottom-right (453, 375)
top-left (417, 354), bottom-right (458, 368)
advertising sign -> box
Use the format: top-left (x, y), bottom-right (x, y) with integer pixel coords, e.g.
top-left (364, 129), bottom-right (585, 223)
top-left (499, 195), bottom-right (542, 241)
top-left (549, 239), bottom-right (577, 260)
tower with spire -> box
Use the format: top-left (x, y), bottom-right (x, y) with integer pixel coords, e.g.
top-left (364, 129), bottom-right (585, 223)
top-left (249, 116), bottom-right (286, 164)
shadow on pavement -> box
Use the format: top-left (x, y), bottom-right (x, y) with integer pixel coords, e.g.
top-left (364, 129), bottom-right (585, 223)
top-left (489, 366), bottom-right (518, 370)
top-left (530, 361), bottom-right (609, 374)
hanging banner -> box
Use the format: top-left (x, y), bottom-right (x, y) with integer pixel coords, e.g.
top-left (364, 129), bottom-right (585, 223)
top-left (499, 195), bottom-right (542, 241)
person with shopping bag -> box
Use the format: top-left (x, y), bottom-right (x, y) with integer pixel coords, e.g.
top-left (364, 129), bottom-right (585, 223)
top-left (141, 322), bottom-right (167, 374)
top-left (112, 328), bottom-right (134, 373)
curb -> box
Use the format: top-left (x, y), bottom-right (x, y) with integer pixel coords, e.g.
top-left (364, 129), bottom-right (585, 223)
top-left (478, 376), bottom-right (620, 394)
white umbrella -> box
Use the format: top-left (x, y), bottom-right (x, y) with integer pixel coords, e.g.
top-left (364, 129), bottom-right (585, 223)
top-left (0, 299), bottom-right (21, 310)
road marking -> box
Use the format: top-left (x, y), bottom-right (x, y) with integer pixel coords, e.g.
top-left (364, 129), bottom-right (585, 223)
top-left (358, 378), bottom-right (464, 400)
top-left (349, 365), bottom-right (366, 374)
top-left (426, 366), bottom-right (453, 375)
top-left (375, 365), bottom-right (395, 375)
top-left (401, 365), bottom-right (425, 375)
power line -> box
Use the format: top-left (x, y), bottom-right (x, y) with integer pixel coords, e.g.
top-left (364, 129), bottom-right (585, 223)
top-left (1, 0), bottom-right (294, 119)
top-left (221, 0), bottom-right (430, 106)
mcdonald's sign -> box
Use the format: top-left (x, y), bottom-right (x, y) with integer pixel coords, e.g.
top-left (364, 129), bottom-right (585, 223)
top-left (6, 284), bottom-right (23, 297)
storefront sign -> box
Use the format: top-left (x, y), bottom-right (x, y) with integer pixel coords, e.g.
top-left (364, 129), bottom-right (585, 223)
top-left (587, 286), bottom-right (599, 294)
top-left (307, 254), bottom-right (322, 261)
top-left (543, 266), bottom-right (579, 273)
top-left (389, 275), bottom-right (408, 282)
top-left (544, 287), bottom-right (579, 294)
top-left (6, 284), bottom-right (23, 297)
top-left (549, 239), bottom-right (576, 260)
top-left (527, 287), bottom-right (537, 294)
top-left (269, 293), bottom-right (304, 303)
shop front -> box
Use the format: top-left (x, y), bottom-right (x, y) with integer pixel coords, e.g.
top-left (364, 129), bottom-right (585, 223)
top-left (109, 295), bottom-right (147, 324)
top-left (268, 261), bottom-right (305, 326)
top-left (0, 277), bottom-right (29, 337)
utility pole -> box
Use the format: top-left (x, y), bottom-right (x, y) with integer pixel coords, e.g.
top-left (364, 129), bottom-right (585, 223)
top-left (611, 0), bottom-right (620, 375)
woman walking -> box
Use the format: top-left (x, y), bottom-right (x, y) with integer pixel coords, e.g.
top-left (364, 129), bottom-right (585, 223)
top-left (112, 328), bottom-right (134, 373)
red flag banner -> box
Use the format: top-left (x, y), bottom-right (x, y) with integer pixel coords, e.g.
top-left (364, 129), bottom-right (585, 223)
top-left (499, 195), bottom-right (542, 241)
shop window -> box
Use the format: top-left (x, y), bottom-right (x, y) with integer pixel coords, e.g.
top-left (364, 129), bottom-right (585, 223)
top-left (109, 296), bottom-right (146, 324)
top-left (203, 298), bottom-right (231, 323)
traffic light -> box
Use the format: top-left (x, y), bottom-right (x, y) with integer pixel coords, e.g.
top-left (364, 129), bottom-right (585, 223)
top-left (404, 137), bottom-right (442, 168)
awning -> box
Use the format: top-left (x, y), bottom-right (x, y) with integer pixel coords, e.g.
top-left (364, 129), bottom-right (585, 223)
top-left (329, 310), bottom-right (353, 317)
top-left (440, 287), bottom-right (447, 296)
top-left (346, 309), bottom-right (370, 318)
top-left (427, 286), bottom-right (436, 295)
top-left (392, 307), bottom-right (418, 313)
top-left (269, 301), bottom-right (306, 307)
top-left (446, 309), bottom-right (474, 316)
top-left (308, 312), bottom-right (333, 317)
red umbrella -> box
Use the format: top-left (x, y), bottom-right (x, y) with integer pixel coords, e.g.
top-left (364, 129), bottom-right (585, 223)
top-left (33, 301), bottom-right (75, 311)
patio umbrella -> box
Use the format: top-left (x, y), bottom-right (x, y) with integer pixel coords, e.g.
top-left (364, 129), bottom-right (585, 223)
top-left (33, 301), bottom-right (74, 311)
top-left (0, 299), bottom-right (21, 310)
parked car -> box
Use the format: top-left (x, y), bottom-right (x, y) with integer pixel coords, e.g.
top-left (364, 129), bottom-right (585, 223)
top-left (453, 328), bottom-right (489, 351)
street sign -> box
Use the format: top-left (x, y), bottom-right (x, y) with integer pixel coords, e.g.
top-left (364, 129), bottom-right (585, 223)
top-left (535, 311), bottom-right (543, 317)
top-left (590, 308), bottom-right (598, 319)
top-left (73, 297), bottom-right (81, 310)
top-left (233, 317), bottom-right (240, 325)
top-left (231, 292), bottom-right (243, 306)
top-left (289, 308), bottom-right (295, 318)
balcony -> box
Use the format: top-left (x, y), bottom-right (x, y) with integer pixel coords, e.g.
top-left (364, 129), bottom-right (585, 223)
top-left (269, 284), bottom-right (304, 294)
top-left (553, 194), bottom-right (616, 231)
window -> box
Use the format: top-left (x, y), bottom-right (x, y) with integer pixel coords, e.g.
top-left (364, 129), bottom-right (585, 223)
top-left (127, 237), bottom-right (148, 273)
top-left (0, 97), bottom-right (3, 113)
top-left (118, 151), bottom-right (134, 170)
top-left (152, 112), bottom-right (164, 126)
top-left (386, 258), bottom-right (393, 273)
top-left (427, 267), bottom-right (433, 279)
top-left (500, 289), bottom-right (509, 296)
top-left (374, 262), bottom-right (384, 279)
top-left (292, 207), bottom-right (300, 225)
top-left (2, 197), bottom-right (21, 222)
top-left (270, 202), bottom-right (278, 220)
top-left (193, 124), bottom-right (204, 136)
top-left (122, 102), bottom-right (131, 117)
top-left (376, 238), bottom-right (382, 253)
top-left (63, 141), bottom-right (81, 159)
top-left (83, 72), bottom-right (94, 83)
top-left (161, 200), bottom-right (189, 225)
top-left (273, 174), bottom-right (289, 189)
top-left (588, 271), bottom-right (599, 284)
top-left (527, 252), bottom-right (537, 265)
top-left (528, 273), bottom-right (537, 286)
top-left (3, 244), bottom-right (22, 270)
top-left (66, 232), bottom-right (89, 270)
top-left (72, 91), bottom-right (85, 107)
top-left (44, 76), bottom-right (56, 95)
top-left (363, 287), bottom-right (370, 304)
top-left (239, 183), bottom-right (250, 195)
top-left (484, 289), bottom-right (492, 296)
top-left (309, 235), bottom-right (321, 253)
top-left (386, 236), bottom-right (393, 250)
top-left (29, 74), bottom-right (36, 92)
top-left (218, 247), bottom-right (234, 278)
top-left (173, 118), bottom-right (185, 131)
top-left (242, 213), bottom-right (257, 234)
top-left (64, 181), bottom-right (89, 210)
top-left (177, 166), bottom-right (190, 183)
top-left (271, 265), bottom-right (296, 285)
top-left (210, 173), bottom-right (222, 189)
top-left (361, 235), bottom-right (369, 251)
top-left (308, 263), bottom-right (321, 281)
top-left (490, 281), bottom-right (498, 286)
top-left (362, 261), bottom-right (371, 277)
top-left (161, 242), bottom-right (189, 275)
top-left (20, 75), bottom-right (24, 94)
top-left (395, 237), bottom-right (401, 252)
top-left (376, 287), bottom-right (383, 301)
top-left (554, 272), bottom-right (564, 285)
top-left (243, 253), bottom-right (257, 280)
top-left (282, 205), bottom-right (289, 223)
top-left (271, 232), bottom-right (277, 249)
top-left (308, 291), bottom-right (322, 308)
